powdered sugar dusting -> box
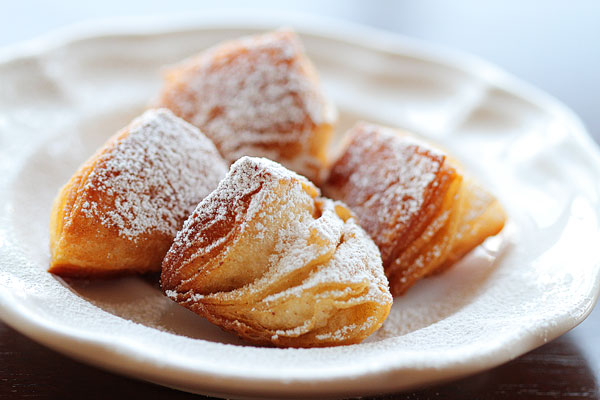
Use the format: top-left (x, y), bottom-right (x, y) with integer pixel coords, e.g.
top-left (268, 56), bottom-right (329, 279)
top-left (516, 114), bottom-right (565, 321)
top-left (316, 316), bottom-right (379, 341)
top-left (162, 157), bottom-right (391, 344)
top-left (325, 123), bottom-right (446, 261)
top-left (258, 205), bottom-right (389, 306)
top-left (174, 158), bottom-right (388, 306)
top-left (79, 108), bottom-right (228, 241)
top-left (168, 156), bottom-right (313, 256)
top-left (159, 30), bottom-right (335, 179)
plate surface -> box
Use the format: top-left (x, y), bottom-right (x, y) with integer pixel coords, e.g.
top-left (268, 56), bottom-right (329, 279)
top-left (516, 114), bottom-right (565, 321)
top-left (1, 13), bottom-right (600, 400)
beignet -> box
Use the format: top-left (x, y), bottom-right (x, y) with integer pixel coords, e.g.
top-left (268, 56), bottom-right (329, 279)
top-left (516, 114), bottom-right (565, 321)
top-left (49, 109), bottom-right (228, 277)
top-left (161, 156), bottom-right (392, 347)
top-left (324, 123), bottom-right (506, 296)
top-left (157, 30), bottom-right (336, 184)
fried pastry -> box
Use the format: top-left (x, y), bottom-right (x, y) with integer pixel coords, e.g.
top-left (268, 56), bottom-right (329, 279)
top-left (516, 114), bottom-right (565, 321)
top-left (435, 177), bottom-right (507, 273)
top-left (324, 123), bottom-right (506, 296)
top-left (157, 30), bottom-right (336, 184)
top-left (161, 156), bottom-right (392, 347)
top-left (49, 108), bottom-right (228, 277)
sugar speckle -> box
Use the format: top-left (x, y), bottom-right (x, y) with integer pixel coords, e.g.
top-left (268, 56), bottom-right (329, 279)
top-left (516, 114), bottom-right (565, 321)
top-left (325, 123), bottom-right (446, 263)
top-left (159, 30), bottom-right (335, 181)
top-left (78, 108), bottom-right (228, 241)
top-left (163, 157), bottom-right (391, 344)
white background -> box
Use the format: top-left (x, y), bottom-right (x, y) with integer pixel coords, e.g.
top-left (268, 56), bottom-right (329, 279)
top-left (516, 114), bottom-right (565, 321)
top-left (2, 0), bottom-right (599, 144)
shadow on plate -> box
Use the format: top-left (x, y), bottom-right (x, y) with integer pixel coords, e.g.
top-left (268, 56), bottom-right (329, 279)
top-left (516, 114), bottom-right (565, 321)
top-left (65, 273), bottom-right (248, 346)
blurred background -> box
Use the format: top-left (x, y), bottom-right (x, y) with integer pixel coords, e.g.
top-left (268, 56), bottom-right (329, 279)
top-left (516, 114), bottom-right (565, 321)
top-left (2, 0), bottom-right (599, 144)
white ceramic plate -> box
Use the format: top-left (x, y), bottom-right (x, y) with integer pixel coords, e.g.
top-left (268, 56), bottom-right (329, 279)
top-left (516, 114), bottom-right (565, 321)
top-left (1, 13), bottom-right (599, 400)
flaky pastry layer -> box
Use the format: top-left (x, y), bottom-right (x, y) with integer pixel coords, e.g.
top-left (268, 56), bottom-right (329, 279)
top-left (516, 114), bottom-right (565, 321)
top-left (49, 109), bottom-right (228, 277)
top-left (324, 123), bottom-right (506, 296)
top-left (157, 30), bottom-right (336, 184)
top-left (161, 156), bottom-right (392, 347)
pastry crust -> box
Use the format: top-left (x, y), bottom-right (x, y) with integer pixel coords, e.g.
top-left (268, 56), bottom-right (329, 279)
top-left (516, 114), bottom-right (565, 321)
top-left (157, 30), bottom-right (336, 184)
top-left (435, 177), bottom-right (507, 273)
top-left (49, 109), bottom-right (228, 277)
top-left (161, 156), bottom-right (392, 347)
top-left (324, 123), bottom-right (506, 295)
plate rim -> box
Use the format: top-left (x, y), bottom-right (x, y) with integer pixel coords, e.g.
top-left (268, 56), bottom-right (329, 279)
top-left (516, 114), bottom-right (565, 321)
top-left (1, 10), bottom-right (600, 398)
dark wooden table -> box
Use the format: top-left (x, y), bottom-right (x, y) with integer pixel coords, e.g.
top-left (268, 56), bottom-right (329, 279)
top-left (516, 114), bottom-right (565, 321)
top-left (1, 304), bottom-right (598, 399)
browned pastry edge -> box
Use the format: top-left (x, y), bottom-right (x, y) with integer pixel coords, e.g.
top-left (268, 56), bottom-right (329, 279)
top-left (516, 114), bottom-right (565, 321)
top-left (323, 123), bottom-right (506, 297)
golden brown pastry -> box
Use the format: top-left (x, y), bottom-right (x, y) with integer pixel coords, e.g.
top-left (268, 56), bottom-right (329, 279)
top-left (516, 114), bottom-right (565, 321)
top-left (157, 30), bottom-right (336, 184)
top-left (161, 156), bottom-right (392, 347)
top-left (435, 177), bottom-right (507, 273)
top-left (324, 123), bottom-right (506, 296)
top-left (49, 108), bottom-right (228, 277)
